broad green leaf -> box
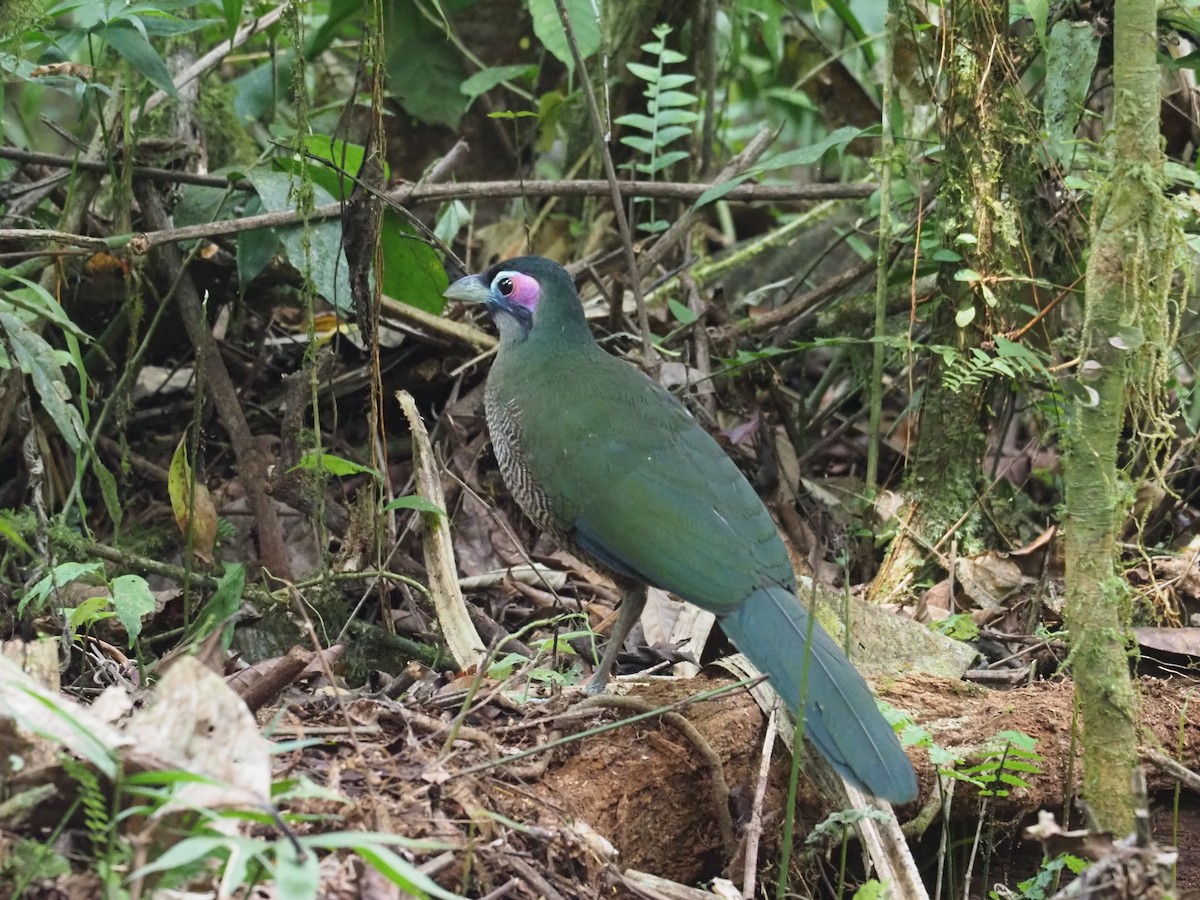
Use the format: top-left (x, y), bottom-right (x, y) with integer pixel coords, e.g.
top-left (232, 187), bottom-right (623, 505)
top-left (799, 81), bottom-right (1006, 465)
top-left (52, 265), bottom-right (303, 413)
top-left (221, 0), bottom-right (243, 39)
top-left (65, 596), bottom-right (115, 630)
top-left (668, 298), bottom-right (697, 325)
top-left (129, 836), bottom-right (236, 880)
top-left (0, 312), bottom-right (86, 452)
top-left (434, 199), bottom-right (470, 246)
top-left (232, 52), bottom-right (294, 122)
top-left (1109, 325), bottom-right (1144, 351)
top-left (380, 210), bottom-right (448, 314)
top-left (300, 835), bottom-right (460, 899)
top-left (309, 0), bottom-right (364, 57)
top-left (385, 2), bottom-right (468, 127)
top-left (275, 837), bottom-right (320, 898)
top-left (756, 126), bottom-right (865, 171)
top-left (460, 64), bottom-right (536, 102)
top-left (955, 306), bottom-right (976, 327)
top-left (384, 495), bottom-right (446, 518)
top-left (293, 452), bottom-right (381, 479)
top-left (236, 223), bottom-right (280, 293)
top-left (20, 562), bottom-right (106, 616)
top-left (1025, 0), bottom-right (1049, 47)
top-left (93, 457), bottom-right (122, 532)
top-left (190, 563), bottom-right (245, 642)
top-left (1044, 20), bottom-right (1100, 167)
top-left (302, 136), bottom-right (378, 197)
top-left (0, 515), bottom-right (33, 555)
top-left (100, 20), bottom-right (178, 99)
top-left (246, 168), bottom-right (352, 312)
top-left (110, 574), bottom-right (155, 645)
top-left (0, 269), bottom-right (90, 339)
top-left (529, 0), bottom-right (600, 73)
top-left (137, 16), bottom-right (221, 36)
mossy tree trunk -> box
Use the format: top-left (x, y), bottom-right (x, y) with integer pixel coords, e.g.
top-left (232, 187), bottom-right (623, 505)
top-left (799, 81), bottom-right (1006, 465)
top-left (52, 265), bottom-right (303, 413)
top-left (874, 0), bottom-right (1027, 597)
top-left (1063, 0), bottom-right (1173, 834)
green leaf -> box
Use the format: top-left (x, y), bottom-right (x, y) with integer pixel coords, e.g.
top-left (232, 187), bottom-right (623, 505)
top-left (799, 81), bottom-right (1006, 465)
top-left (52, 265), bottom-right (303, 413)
top-left (110, 574), bottom-right (156, 645)
top-left (100, 20), bottom-right (178, 99)
top-left (275, 837), bottom-right (320, 898)
top-left (460, 64), bottom-right (536, 102)
top-left (529, 0), bottom-right (600, 73)
top-left (652, 107), bottom-right (700, 127)
top-left (852, 880), bottom-right (887, 900)
top-left (385, 2), bottom-right (467, 127)
top-left (236, 227), bottom-right (280, 292)
top-left (0, 515), bottom-right (33, 556)
top-left (380, 210), bottom-right (448, 314)
top-left (620, 135), bottom-right (657, 155)
top-left (93, 456), bottom-right (122, 533)
top-left (694, 172), bottom-right (755, 207)
top-left (0, 312), bottom-right (86, 451)
top-left (755, 126), bottom-right (865, 171)
top-left (654, 90), bottom-right (698, 108)
top-left (65, 596), bottom-right (115, 630)
top-left (293, 452), bottom-right (381, 479)
top-left (641, 150), bottom-right (689, 173)
top-left (656, 73), bottom-right (694, 90)
top-left (1109, 325), bottom-right (1144, 351)
top-left (137, 15), bottom-right (221, 37)
top-left (434, 199), bottom-right (470, 246)
top-left (1044, 20), bottom-right (1101, 166)
top-left (955, 306), bottom-right (976, 328)
top-left (0, 271), bottom-right (91, 340)
top-left (626, 61), bottom-right (658, 82)
top-left (246, 168), bottom-right (352, 312)
top-left (221, 0), bottom-right (243, 39)
top-left (1025, 0), bottom-right (1049, 47)
top-left (21, 562), bottom-right (106, 617)
top-left (655, 125), bottom-right (692, 145)
top-left (383, 495), bottom-right (446, 518)
top-left (667, 298), bottom-right (697, 325)
top-left (303, 136), bottom-right (376, 196)
top-left (190, 563), bottom-right (245, 641)
top-left (309, 0), bottom-right (365, 57)
top-left (614, 112), bottom-right (656, 132)
top-left (129, 836), bottom-right (237, 881)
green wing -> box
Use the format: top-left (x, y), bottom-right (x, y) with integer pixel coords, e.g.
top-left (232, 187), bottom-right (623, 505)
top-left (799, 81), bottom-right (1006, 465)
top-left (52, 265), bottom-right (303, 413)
top-left (519, 349), bottom-right (793, 613)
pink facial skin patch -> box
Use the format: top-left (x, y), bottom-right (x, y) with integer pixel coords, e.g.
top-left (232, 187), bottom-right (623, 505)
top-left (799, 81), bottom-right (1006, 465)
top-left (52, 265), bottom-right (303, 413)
top-left (494, 270), bottom-right (541, 312)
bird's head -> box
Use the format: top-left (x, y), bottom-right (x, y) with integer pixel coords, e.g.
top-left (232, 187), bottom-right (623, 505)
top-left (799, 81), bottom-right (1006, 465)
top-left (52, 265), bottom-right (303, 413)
top-left (444, 256), bottom-right (593, 348)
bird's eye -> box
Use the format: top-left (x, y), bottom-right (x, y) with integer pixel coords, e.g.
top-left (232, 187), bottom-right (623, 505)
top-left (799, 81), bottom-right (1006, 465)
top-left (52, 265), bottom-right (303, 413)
top-left (497, 276), bottom-right (514, 297)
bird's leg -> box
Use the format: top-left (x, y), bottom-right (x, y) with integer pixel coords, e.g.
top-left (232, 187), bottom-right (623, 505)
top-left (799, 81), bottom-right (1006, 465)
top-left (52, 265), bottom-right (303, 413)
top-left (584, 582), bottom-right (648, 694)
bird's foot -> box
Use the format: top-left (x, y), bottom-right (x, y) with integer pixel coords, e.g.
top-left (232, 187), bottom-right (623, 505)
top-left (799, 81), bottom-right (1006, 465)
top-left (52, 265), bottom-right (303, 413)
top-left (583, 672), bottom-right (611, 695)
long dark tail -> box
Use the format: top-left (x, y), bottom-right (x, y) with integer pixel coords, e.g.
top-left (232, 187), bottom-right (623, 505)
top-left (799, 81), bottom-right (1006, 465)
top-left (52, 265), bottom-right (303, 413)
top-left (721, 585), bottom-right (917, 803)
